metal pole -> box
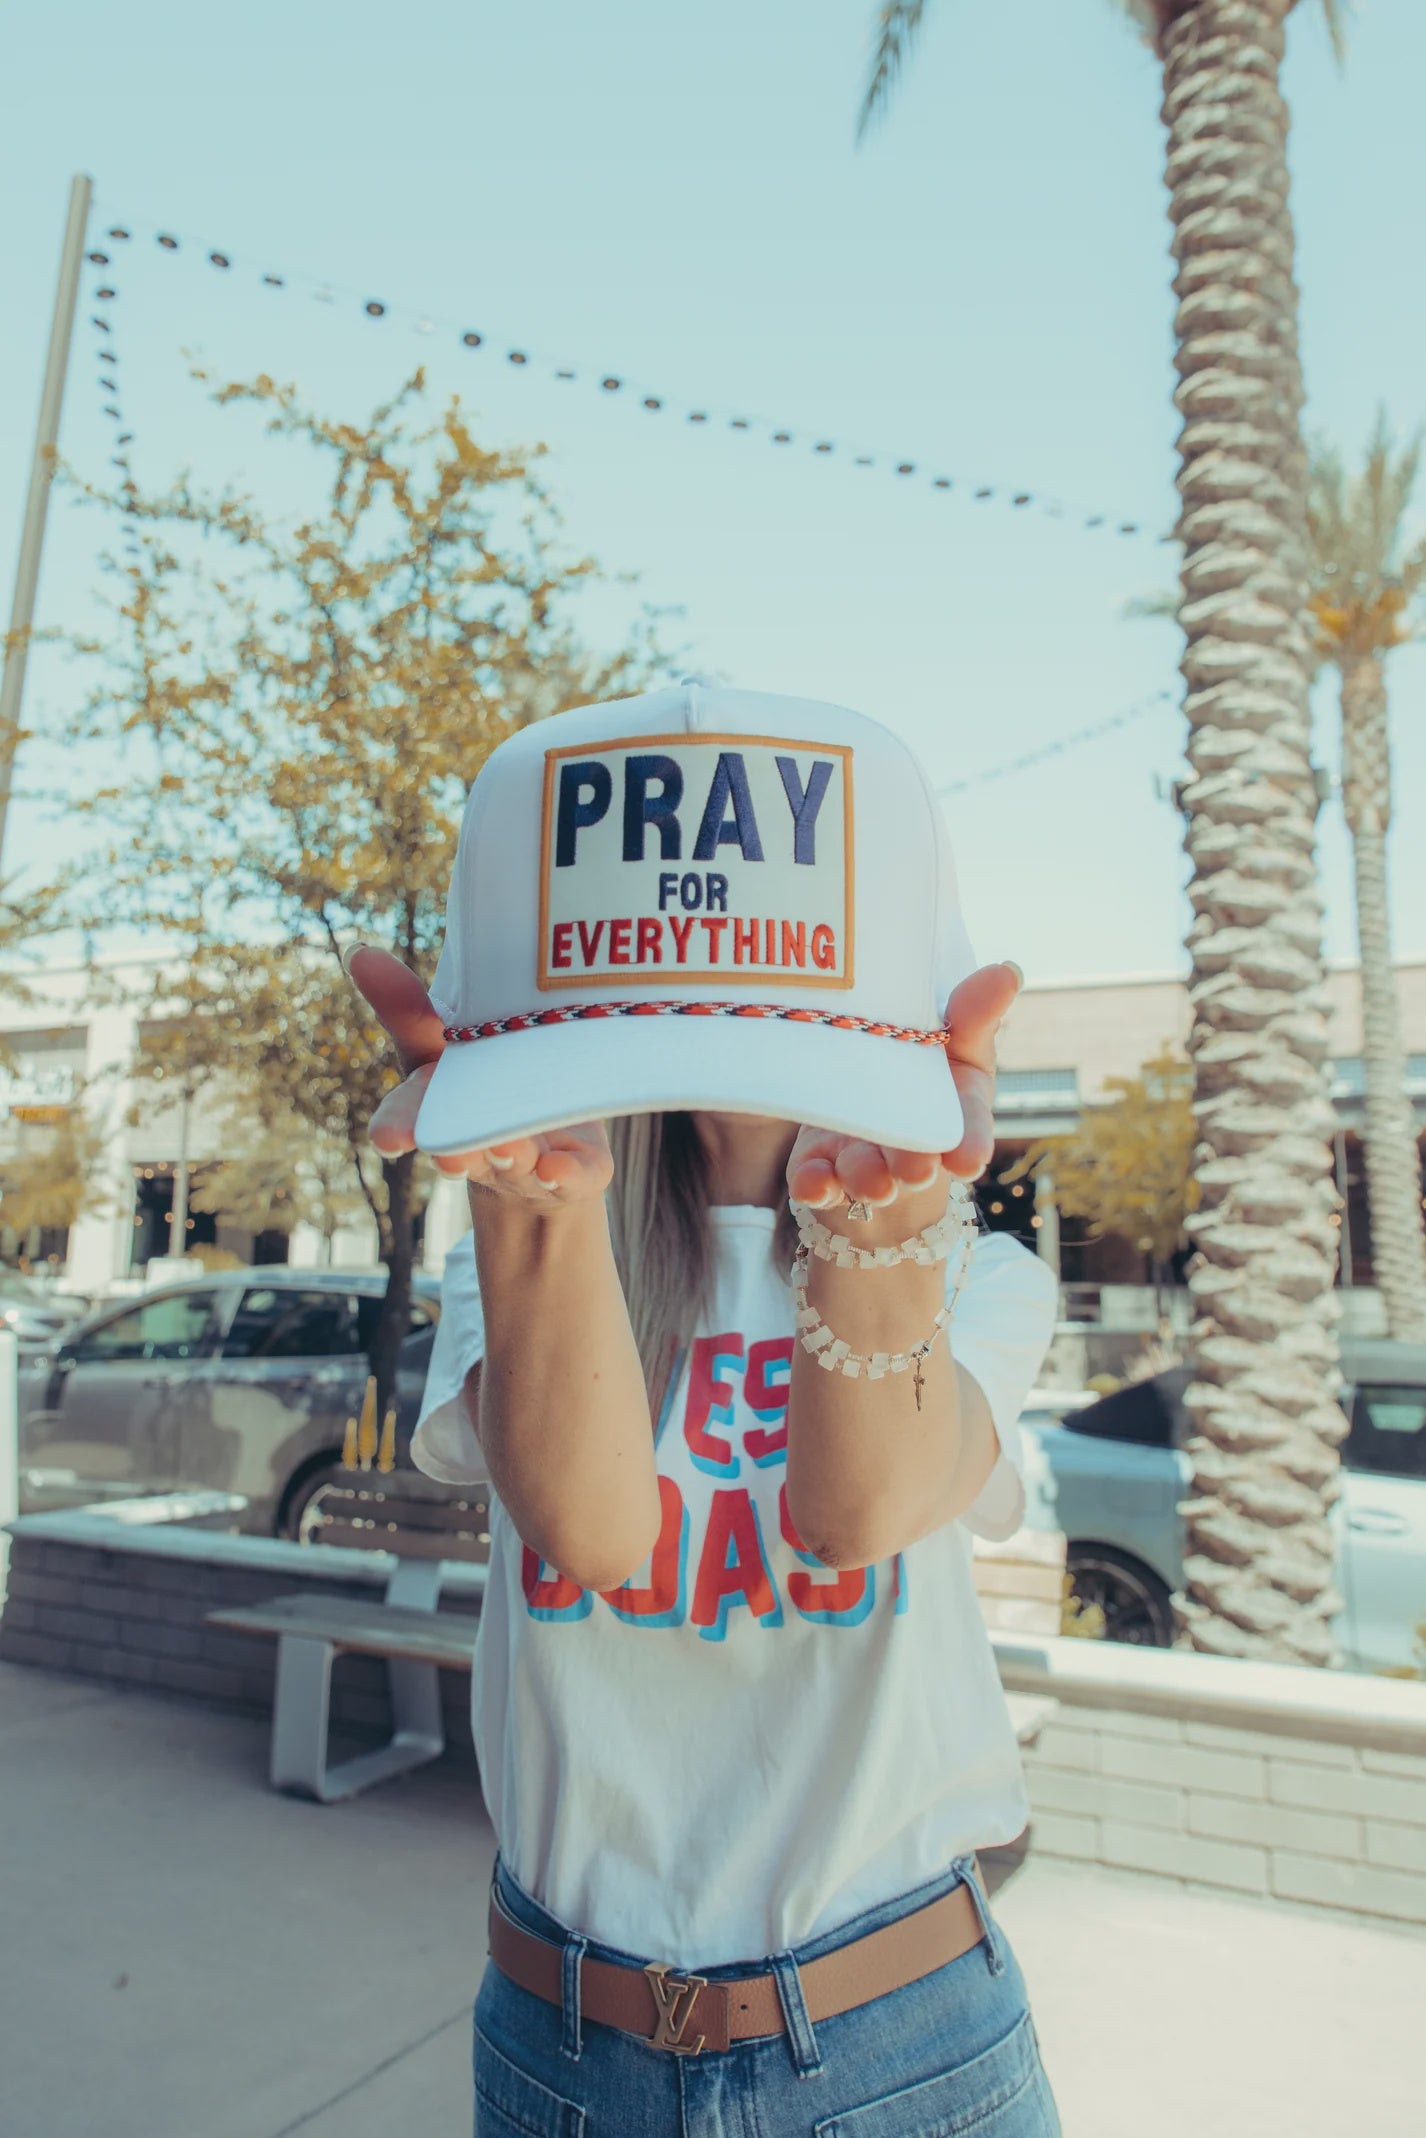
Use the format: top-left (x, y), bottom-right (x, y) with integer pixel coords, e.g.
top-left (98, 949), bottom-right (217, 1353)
top-left (0, 1328), bottom-right (18, 1609)
top-left (0, 173), bottom-right (93, 871)
top-left (1034, 1166), bottom-right (1061, 1277)
top-left (170, 1085), bottom-right (191, 1254)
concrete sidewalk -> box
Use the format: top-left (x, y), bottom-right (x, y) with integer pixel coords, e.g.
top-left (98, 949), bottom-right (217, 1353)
top-left (1, 1660), bottom-right (1421, 2138)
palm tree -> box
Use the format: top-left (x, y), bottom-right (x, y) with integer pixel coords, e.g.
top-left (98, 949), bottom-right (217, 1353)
top-left (860, 0), bottom-right (1349, 1666)
top-left (1308, 415), bottom-right (1426, 1339)
top-left (1129, 414), bottom-right (1426, 1337)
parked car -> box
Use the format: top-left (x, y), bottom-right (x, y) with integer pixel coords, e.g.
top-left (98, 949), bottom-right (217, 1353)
top-left (17, 1267), bottom-right (441, 1540)
top-left (1, 1270), bottom-right (95, 1350)
top-left (1020, 1340), bottom-right (1426, 1674)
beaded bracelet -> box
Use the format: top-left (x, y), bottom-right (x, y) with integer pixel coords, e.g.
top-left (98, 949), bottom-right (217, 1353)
top-left (790, 1178), bottom-right (977, 1269)
top-left (791, 1231), bottom-right (975, 1411)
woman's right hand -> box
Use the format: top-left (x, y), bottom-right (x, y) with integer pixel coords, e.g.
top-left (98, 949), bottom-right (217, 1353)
top-left (346, 946), bottom-right (614, 1205)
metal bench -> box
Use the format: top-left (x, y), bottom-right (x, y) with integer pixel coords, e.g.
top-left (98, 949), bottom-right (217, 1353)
top-left (206, 1561), bottom-right (477, 1803)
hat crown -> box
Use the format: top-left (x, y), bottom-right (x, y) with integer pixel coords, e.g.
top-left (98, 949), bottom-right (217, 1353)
top-left (432, 681), bottom-right (972, 1033)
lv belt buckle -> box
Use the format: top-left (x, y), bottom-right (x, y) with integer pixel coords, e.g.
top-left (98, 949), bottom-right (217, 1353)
top-left (644, 1962), bottom-right (710, 2054)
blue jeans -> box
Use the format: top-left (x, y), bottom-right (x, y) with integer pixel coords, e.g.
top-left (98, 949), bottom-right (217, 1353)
top-left (473, 1854), bottom-right (1061, 2135)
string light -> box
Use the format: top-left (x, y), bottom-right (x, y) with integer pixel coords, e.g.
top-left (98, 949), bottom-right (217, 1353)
top-left (108, 205), bottom-right (1167, 544)
top-left (934, 689), bottom-right (1177, 798)
top-left (88, 198), bottom-right (1186, 805)
top-left (87, 223), bottom-right (142, 576)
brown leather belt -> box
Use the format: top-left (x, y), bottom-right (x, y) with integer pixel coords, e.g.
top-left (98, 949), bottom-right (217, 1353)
top-left (486, 1874), bottom-right (986, 2057)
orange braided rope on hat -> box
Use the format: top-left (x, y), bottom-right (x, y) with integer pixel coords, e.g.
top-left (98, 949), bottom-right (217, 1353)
top-left (441, 1002), bottom-right (951, 1047)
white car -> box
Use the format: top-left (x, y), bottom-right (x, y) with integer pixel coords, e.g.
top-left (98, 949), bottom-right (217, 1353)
top-left (1019, 1343), bottom-right (1426, 1675)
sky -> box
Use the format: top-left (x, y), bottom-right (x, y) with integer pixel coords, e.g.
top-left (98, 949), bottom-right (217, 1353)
top-left (2, 0), bottom-right (1424, 991)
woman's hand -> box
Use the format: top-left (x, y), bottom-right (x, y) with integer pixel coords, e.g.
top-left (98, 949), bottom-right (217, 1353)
top-left (346, 946), bottom-right (614, 1205)
top-left (786, 961), bottom-right (1020, 1224)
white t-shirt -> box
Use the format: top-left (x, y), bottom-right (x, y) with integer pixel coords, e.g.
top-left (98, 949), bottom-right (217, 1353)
top-left (415, 1207), bottom-right (1057, 1969)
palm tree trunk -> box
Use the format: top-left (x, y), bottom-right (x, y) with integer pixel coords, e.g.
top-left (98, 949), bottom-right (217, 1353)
top-left (1340, 652), bottom-right (1426, 1339)
top-left (1161, 0), bottom-right (1344, 1664)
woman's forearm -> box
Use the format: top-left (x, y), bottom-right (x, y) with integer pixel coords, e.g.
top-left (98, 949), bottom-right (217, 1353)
top-left (471, 1186), bottom-right (661, 1592)
top-left (785, 1254), bottom-right (993, 1568)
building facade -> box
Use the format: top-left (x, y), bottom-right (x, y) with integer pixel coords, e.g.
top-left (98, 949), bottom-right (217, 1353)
top-left (986, 964), bottom-right (1426, 1334)
top-left (4, 953), bottom-right (1425, 1326)
top-left (0, 954), bottom-right (469, 1295)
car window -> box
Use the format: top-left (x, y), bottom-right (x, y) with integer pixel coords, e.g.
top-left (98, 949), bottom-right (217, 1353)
top-left (1347, 1385), bottom-right (1426, 1482)
top-left (355, 1293), bottom-right (437, 1353)
top-left (72, 1291), bottom-right (218, 1365)
top-left (221, 1288), bottom-right (361, 1361)
top-left (1064, 1374), bottom-right (1186, 1449)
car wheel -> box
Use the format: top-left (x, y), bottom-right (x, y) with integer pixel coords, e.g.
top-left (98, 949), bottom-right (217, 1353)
top-left (279, 1460), bottom-right (352, 1546)
top-left (1065, 1544), bottom-right (1176, 1647)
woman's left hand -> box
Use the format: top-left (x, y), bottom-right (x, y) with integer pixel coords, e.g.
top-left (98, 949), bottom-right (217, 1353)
top-left (786, 961), bottom-right (1021, 1218)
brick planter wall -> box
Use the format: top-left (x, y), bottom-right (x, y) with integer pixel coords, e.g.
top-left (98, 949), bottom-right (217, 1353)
top-left (0, 1500), bottom-right (483, 1762)
top-left (1, 1503), bottom-right (1063, 1748)
top-left (1001, 1636), bottom-right (1426, 1930)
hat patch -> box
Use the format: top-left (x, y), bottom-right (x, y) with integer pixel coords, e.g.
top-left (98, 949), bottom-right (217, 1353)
top-left (538, 733), bottom-right (854, 991)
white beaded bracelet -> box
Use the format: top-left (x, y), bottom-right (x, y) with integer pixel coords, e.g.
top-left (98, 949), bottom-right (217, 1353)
top-left (790, 1178), bottom-right (977, 1269)
top-left (791, 1233), bottom-right (975, 1412)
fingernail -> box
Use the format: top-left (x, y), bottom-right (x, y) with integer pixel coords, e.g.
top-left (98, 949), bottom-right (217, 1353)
top-left (341, 942), bottom-right (370, 976)
top-left (488, 1153), bottom-right (514, 1171)
top-left (1004, 960), bottom-right (1024, 989)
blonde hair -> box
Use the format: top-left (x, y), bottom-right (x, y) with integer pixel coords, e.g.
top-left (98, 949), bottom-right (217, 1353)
top-left (606, 1112), bottom-right (798, 1418)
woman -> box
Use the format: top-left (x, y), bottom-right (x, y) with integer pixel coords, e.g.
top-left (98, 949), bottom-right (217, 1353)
top-left (349, 683), bottom-right (1062, 2135)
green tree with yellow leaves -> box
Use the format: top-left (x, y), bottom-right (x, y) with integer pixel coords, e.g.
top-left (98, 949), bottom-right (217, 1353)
top-left (0, 1094), bottom-right (108, 1247)
top-left (64, 367), bottom-right (662, 1412)
top-left (1007, 1050), bottom-right (1201, 1320)
top-left (187, 1105), bottom-right (373, 1255)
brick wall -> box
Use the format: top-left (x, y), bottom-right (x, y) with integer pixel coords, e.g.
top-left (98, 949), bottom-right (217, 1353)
top-left (0, 1521), bottom-right (482, 1762)
top-left (1000, 1640), bottom-right (1426, 1930)
top-left (971, 1529), bottom-right (1066, 1641)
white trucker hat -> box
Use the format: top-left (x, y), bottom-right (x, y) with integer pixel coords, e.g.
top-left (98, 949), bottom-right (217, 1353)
top-left (416, 679), bottom-right (978, 1156)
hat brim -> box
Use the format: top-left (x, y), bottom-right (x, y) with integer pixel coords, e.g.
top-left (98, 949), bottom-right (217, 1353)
top-left (414, 1014), bottom-right (964, 1158)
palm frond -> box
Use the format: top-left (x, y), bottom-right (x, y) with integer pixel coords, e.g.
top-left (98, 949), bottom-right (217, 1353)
top-left (856, 2), bottom-right (929, 143)
top-left (1307, 409), bottom-right (1426, 658)
top-left (1397, 530), bottom-right (1426, 603)
top-left (1111, 0), bottom-right (1163, 42)
top-left (1123, 591), bottom-right (1180, 626)
top-left (1309, 411), bottom-right (1425, 585)
top-left (1365, 408), bottom-right (1421, 569)
top-left (1322, 0), bottom-right (1351, 69)
top-left (1307, 435), bottom-right (1352, 576)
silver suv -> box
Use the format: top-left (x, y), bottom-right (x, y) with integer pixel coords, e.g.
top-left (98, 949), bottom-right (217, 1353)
top-left (17, 1266), bottom-right (441, 1540)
